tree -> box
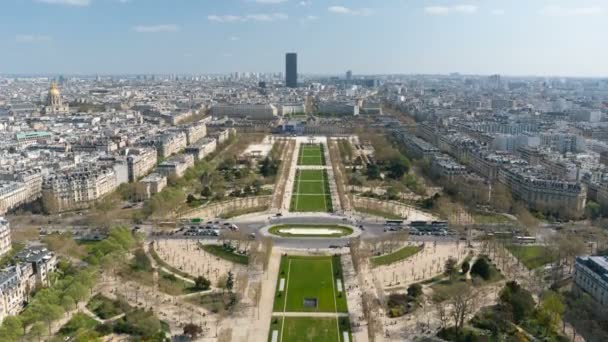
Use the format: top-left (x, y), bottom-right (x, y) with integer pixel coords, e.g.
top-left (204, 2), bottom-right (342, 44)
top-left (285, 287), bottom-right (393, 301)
top-left (539, 291), bottom-right (564, 334)
top-left (194, 276), bottom-right (211, 291)
top-left (226, 271), bottom-right (234, 292)
top-left (387, 156), bottom-right (411, 179)
top-left (448, 284), bottom-right (478, 331)
top-left (201, 186), bottom-right (213, 198)
top-left (470, 257), bottom-right (491, 280)
top-left (365, 164), bottom-right (381, 180)
top-left (186, 194), bottom-right (196, 203)
top-left (407, 283), bottom-right (423, 298)
top-left (28, 321), bottom-right (46, 342)
top-left (586, 201), bottom-right (601, 219)
top-left (499, 281), bottom-right (535, 323)
top-left (183, 323), bottom-right (203, 339)
top-left (444, 257), bottom-right (458, 282)
top-left (0, 316), bottom-right (23, 342)
top-left (461, 260), bottom-right (470, 274)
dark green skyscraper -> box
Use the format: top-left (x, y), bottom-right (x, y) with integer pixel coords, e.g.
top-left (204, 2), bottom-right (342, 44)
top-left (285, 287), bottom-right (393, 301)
top-left (285, 53), bottom-right (297, 88)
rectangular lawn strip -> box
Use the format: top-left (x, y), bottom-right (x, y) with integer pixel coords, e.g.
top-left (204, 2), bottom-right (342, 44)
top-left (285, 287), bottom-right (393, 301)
top-left (281, 317), bottom-right (340, 342)
top-left (298, 144), bottom-right (325, 166)
top-left (201, 244), bottom-right (249, 265)
top-left (371, 245), bottom-right (423, 267)
top-left (268, 316), bottom-right (284, 342)
top-left (272, 255), bottom-right (348, 313)
top-left (331, 255), bottom-right (349, 313)
top-left (297, 180), bottom-right (325, 194)
top-left (506, 245), bottom-right (557, 270)
top-left (285, 257), bottom-right (336, 312)
top-left (290, 169), bottom-right (332, 212)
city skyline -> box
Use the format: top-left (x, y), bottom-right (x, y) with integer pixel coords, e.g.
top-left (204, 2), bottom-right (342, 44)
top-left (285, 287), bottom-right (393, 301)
top-left (1, 0), bottom-right (607, 77)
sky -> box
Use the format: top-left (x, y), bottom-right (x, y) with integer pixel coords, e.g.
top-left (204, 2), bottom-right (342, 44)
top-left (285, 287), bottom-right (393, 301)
top-left (1, 0), bottom-right (607, 76)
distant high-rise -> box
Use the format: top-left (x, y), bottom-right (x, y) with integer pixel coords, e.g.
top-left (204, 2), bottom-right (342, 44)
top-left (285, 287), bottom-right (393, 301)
top-left (285, 53), bottom-right (297, 88)
top-left (346, 70), bottom-right (352, 81)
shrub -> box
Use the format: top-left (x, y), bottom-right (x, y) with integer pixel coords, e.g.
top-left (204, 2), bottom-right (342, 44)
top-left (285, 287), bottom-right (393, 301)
top-left (471, 257), bottom-right (491, 280)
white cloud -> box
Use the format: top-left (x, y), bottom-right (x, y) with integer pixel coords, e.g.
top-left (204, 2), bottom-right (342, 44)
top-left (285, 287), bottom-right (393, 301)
top-left (133, 25), bottom-right (179, 33)
top-left (246, 13), bottom-right (288, 21)
top-left (305, 15), bottom-right (319, 20)
top-left (299, 1), bottom-right (311, 6)
top-left (491, 9), bottom-right (505, 16)
top-left (541, 6), bottom-right (605, 17)
top-left (37, 0), bottom-right (90, 6)
top-left (328, 6), bottom-right (372, 16)
top-left (424, 4), bottom-right (477, 15)
top-left (453, 5), bottom-right (477, 14)
top-left (229, 36), bottom-right (240, 41)
top-left (254, 0), bottom-right (288, 3)
top-left (15, 34), bottom-right (52, 43)
top-left (208, 15), bottom-right (243, 23)
top-left (424, 6), bottom-right (450, 15)
top-left (208, 13), bottom-right (288, 23)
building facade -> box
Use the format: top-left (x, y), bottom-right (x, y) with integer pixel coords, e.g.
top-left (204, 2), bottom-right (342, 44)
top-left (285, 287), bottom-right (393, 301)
top-left (285, 53), bottom-right (297, 88)
top-left (574, 256), bottom-right (608, 306)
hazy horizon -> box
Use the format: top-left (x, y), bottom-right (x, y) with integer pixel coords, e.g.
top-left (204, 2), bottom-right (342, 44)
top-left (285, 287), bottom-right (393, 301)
top-left (1, 0), bottom-right (607, 76)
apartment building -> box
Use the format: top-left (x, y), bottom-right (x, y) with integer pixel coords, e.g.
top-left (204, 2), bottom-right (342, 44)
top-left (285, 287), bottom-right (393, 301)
top-left (178, 121), bottom-right (207, 145)
top-left (210, 103), bottom-right (278, 120)
top-left (126, 147), bottom-right (158, 182)
top-left (0, 182), bottom-right (29, 216)
top-left (185, 138), bottom-right (217, 161)
top-left (574, 256), bottom-right (608, 306)
top-left (152, 132), bottom-right (187, 159)
top-left (156, 154), bottom-right (194, 178)
top-left (0, 217), bottom-right (10, 257)
top-left (42, 166), bottom-right (118, 212)
top-left (498, 167), bottom-right (587, 218)
top-left (138, 173), bottom-right (167, 199)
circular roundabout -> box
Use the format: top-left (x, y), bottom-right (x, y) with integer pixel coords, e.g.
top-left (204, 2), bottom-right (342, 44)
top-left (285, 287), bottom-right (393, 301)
top-left (264, 224), bottom-right (358, 238)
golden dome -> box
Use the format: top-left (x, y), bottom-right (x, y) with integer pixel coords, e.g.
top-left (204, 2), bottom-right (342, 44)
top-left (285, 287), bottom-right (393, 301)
top-left (49, 82), bottom-right (60, 97)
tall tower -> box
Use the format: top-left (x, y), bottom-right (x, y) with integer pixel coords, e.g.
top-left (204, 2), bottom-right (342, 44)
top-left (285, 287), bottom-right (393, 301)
top-left (285, 53), bottom-right (298, 88)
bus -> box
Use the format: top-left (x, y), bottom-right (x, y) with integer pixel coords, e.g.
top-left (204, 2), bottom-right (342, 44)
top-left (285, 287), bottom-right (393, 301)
top-left (385, 220), bottom-right (405, 227)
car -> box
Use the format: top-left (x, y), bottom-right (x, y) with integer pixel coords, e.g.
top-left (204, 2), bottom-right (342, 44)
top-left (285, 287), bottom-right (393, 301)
top-left (328, 245), bottom-right (340, 249)
top-left (223, 222), bottom-right (231, 226)
top-left (275, 213), bottom-right (283, 217)
top-left (248, 233), bottom-right (256, 239)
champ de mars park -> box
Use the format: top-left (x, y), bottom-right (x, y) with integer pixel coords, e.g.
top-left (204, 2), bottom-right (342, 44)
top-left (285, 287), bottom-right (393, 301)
top-left (3, 133), bottom-right (592, 342)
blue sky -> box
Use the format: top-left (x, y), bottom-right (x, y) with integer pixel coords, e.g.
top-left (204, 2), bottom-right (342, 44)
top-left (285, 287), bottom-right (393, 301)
top-left (1, 0), bottom-right (607, 76)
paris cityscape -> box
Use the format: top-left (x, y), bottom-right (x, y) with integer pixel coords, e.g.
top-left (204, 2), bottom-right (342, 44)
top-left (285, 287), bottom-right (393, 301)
top-left (1, 1), bottom-right (608, 342)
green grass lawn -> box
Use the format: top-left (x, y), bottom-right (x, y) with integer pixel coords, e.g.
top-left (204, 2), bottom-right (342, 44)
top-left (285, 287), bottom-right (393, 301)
top-left (473, 212), bottom-right (515, 225)
top-left (298, 144), bottom-right (325, 166)
top-left (371, 245), bottom-right (423, 267)
top-left (276, 317), bottom-right (352, 342)
top-left (354, 207), bottom-right (403, 220)
top-left (86, 294), bottom-right (128, 320)
top-left (58, 313), bottom-right (100, 339)
top-left (268, 224), bottom-right (353, 238)
top-left (158, 269), bottom-right (198, 296)
top-left (273, 255), bottom-right (348, 313)
top-left (290, 170), bottom-right (333, 212)
top-left (201, 244), bottom-right (249, 265)
top-left (506, 245), bottom-right (557, 269)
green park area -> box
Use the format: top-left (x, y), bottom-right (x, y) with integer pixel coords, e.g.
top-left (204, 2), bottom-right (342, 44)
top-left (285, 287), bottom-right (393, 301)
top-left (298, 143), bottom-right (326, 166)
top-left (371, 245), bottom-right (423, 267)
top-left (507, 245), bottom-right (557, 269)
top-left (272, 255), bottom-right (348, 313)
top-left (290, 170), bottom-right (333, 212)
top-left (269, 255), bottom-right (351, 342)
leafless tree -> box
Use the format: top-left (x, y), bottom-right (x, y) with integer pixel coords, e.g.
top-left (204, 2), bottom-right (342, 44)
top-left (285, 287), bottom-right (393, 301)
top-left (448, 284), bottom-right (478, 331)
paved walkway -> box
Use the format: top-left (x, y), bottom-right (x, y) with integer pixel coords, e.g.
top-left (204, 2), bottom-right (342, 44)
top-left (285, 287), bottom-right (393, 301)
top-left (272, 312), bottom-right (350, 318)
